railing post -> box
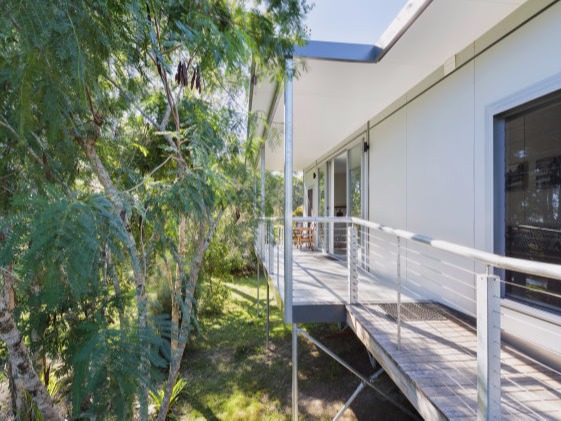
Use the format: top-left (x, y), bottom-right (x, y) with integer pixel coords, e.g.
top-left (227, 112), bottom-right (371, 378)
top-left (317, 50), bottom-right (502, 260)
top-left (348, 224), bottom-right (358, 304)
top-left (477, 269), bottom-right (501, 421)
top-left (269, 239), bottom-right (274, 275)
top-left (261, 222), bottom-right (265, 260)
top-left (396, 236), bottom-right (402, 349)
top-left (292, 324), bottom-right (298, 420)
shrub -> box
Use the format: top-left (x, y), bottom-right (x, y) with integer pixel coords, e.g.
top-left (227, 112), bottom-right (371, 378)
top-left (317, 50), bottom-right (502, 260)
top-left (197, 275), bottom-right (230, 316)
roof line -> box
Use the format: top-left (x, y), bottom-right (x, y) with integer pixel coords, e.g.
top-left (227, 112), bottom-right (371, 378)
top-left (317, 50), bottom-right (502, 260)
top-left (375, 0), bottom-right (433, 62)
top-left (293, 40), bottom-right (382, 63)
top-left (264, 80), bottom-right (282, 139)
top-left (291, 0), bottom-right (432, 64)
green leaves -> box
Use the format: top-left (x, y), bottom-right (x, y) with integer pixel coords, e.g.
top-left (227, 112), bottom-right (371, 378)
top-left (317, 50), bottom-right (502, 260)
top-left (4, 194), bottom-right (127, 309)
top-left (71, 321), bottom-right (170, 419)
top-left (1, 0), bottom-right (311, 417)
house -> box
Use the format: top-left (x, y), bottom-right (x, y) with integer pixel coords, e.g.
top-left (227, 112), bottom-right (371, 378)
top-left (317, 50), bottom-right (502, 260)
top-left (250, 0), bottom-right (561, 419)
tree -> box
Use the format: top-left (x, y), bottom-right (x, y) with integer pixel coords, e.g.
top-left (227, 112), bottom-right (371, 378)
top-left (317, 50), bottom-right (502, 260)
top-left (0, 0), bottom-right (309, 419)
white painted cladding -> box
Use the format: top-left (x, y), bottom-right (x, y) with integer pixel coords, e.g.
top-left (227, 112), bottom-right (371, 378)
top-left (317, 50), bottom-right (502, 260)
top-left (366, 2), bottom-right (561, 355)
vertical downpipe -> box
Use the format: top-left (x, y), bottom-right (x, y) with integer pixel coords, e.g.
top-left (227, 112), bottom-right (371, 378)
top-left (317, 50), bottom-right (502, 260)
top-left (284, 57), bottom-right (296, 419)
top-left (396, 236), bottom-right (402, 349)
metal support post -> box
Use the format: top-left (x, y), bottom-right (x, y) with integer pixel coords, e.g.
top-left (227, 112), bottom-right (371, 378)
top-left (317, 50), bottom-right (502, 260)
top-left (257, 260), bottom-right (260, 316)
top-left (269, 238), bottom-right (275, 277)
top-left (297, 327), bottom-right (415, 417)
top-left (258, 144), bottom-right (265, 318)
top-left (266, 280), bottom-right (270, 349)
top-left (477, 268), bottom-right (501, 420)
top-left (348, 224), bottom-right (358, 304)
top-left (260, 144), bottom-right (266, 217)
top-left (292, 323), bottom-right (298, 420)
top-left (284, 57), bottom-right (294, 323)
top-left (396, 236), bottom-right (402, 349)
top-left (333, 368), bottom-right (384, 421)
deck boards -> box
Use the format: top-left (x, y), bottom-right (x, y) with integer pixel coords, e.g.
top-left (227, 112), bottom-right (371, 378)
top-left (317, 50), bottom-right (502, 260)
top-left (268, 250), bottom-right (409, 306)
top-left (262, 250), bottom-right (561, 419)
top-left (348, 303), bottom-right (561, 420)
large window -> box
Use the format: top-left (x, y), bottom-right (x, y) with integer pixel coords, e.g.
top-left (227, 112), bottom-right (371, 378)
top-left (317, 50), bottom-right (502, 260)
top-left (502, 91), bottom-right (561, 311)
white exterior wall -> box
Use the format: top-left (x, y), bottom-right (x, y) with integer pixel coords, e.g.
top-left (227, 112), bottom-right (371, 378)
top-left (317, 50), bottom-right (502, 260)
top-left (369, 111), bottom-right (406, 284)
top-left (366, 2), bottom-right (561, 355)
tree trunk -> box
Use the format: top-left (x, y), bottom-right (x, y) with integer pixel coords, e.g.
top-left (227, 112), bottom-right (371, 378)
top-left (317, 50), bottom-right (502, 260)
top-left (4, 266), bottom-right (23, 418)
top-left (0, 273), bottom-right (63, 421)
top-left (83, 140), bottom-right (150, 420)
top-left (171, 215), bottom-right (186, 354)
top-left (156, 210), bottom-right (224, 421)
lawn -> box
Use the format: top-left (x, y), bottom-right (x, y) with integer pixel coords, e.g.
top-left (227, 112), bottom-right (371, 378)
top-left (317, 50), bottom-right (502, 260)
top-left (173, 276), bottom-right (419, 420)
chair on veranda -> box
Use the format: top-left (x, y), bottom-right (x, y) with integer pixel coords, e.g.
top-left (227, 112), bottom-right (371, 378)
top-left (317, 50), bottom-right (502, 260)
top-left (301, 222), bottom-right (314, 251)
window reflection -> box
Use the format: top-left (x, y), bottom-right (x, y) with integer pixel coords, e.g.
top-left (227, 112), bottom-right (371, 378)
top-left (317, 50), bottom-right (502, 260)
top-left (505, 97), bottom-right (561, 310)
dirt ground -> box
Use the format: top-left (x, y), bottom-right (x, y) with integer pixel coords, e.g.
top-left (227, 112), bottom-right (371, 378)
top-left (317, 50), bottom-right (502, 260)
top-left (275, 325), bottom-right (421, 420)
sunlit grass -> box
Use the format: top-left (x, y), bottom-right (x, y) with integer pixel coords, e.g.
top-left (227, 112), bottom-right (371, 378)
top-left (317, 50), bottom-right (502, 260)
top-left (175, 276), bottom-right (291, 420)
top-left (173, 275), bottom-right (418, 420)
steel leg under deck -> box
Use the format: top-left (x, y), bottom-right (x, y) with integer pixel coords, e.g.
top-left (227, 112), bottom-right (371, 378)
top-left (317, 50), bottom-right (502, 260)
top-left (292, 323), bottom-right (298, 419)
top-left (333, 368), bottom-right (384, 420)
top-left (294, 327), bottom-right (418, 420)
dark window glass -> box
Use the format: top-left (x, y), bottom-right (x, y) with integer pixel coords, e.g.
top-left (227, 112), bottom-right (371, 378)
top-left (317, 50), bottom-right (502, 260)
top-left (505, 96), bottom-right (561, 310)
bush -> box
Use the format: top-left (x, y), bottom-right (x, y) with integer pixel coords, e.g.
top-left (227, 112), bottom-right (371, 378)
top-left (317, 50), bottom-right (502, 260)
top-left (197, 275), bottom-right (230, 316)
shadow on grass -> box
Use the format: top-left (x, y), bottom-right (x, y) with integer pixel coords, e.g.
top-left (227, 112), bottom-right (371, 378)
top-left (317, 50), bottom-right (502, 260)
top-left (179, 275), bottom-right (419, 420)
top-left (184, 395), bottom-right (219, 421)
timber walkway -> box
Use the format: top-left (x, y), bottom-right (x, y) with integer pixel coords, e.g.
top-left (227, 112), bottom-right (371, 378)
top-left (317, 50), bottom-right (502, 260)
top-left (262, 250), bottom-right (561, 420)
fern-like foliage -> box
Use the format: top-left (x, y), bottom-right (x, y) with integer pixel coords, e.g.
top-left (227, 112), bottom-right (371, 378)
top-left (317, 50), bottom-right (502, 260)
top-left (2, 193), bottom-right (126, 308)
top-left (0, 191), bottom-right (170, 416)
top-left (71, 317), bottom-right (170, 419)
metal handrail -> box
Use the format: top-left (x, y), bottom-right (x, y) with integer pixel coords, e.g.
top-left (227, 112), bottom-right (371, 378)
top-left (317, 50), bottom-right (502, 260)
top-left (263, 215), bottom-right (561, 282)
top-left (257, 214), bottom-right (561, 419)
top-left (348, 216), bottom-right (561, 282)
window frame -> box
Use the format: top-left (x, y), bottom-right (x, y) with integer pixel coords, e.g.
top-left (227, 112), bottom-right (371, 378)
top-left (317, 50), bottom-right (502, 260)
top-left (495, 88), bottom-right (561, 313)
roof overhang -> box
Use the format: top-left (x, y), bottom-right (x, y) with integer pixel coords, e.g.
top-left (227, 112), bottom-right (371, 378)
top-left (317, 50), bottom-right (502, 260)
top-left (294, 40), bottom-right (383, 63)
top-left (250, 0), bottom-right (529, 171)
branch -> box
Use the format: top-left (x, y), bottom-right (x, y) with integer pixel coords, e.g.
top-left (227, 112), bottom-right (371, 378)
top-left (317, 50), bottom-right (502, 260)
top-left (125, 155), bottom-right (172, 193)
top-left (151, 10), bottom-right (180, 131)
top-left (104, 76), bottom-right (187, 167)
top-left (183, 208), bottom-right (225, 308)
top-left (83, 140), bottom-right (124, 210)
top-left (0, 118), bottom-right (69, 191)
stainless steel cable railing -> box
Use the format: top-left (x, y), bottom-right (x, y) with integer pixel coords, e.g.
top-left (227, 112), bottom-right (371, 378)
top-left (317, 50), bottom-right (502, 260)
top-left (255, 215), bottom-right (561, 419)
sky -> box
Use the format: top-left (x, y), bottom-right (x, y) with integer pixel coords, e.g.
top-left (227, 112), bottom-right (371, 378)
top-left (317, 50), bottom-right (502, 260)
top-left (304, 0), bottom-right (408, 45)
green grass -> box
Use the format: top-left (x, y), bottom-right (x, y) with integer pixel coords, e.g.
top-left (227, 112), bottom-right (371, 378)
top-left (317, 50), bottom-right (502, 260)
top-left (175, 276), bottom-right (292, 420)
top-left (172, 275), bottom-right (419, 421)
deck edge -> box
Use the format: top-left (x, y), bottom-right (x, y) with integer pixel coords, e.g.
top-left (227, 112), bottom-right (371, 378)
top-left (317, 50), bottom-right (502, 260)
top-left (346, 306), bottom-right (448, 421)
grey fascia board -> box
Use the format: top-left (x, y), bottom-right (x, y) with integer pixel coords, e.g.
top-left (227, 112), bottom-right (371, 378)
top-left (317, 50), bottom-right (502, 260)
top-left (293, 40), bottom-right (382, 63)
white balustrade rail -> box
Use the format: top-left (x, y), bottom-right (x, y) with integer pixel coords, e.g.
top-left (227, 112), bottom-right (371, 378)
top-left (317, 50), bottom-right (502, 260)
top-left (255, 215), bottom-right (561, 420)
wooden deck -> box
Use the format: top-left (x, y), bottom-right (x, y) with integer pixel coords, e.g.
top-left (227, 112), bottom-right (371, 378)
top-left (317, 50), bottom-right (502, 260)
top-left (348, 303), bottom-right (561, 420)
top-left (263, 250), bottom-right (561, 420)
top-left (265, 250), bottom-right (413, 322)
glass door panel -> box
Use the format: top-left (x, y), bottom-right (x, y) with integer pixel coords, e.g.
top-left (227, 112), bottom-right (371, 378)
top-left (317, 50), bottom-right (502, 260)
top-left (349, 144), bottom-right (362, 217)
